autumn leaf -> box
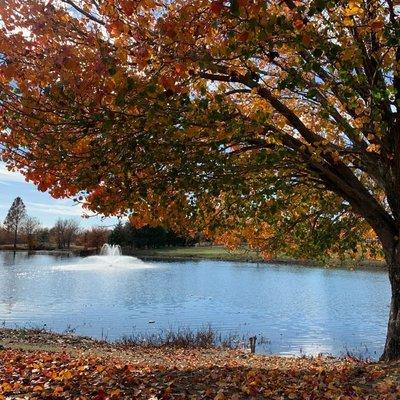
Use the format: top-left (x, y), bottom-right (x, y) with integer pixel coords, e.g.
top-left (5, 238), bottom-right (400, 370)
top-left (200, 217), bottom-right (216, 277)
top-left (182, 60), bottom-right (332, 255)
top-left (370, 19), bottom-right (384, 32)
top-left (210, 1), bottom-right (223, 15)
top-left (293, 19), bottom-right (304, 30)
top-left (120, 0), bottom-right (135, 16)
top-left (237, 31), bottom-right (250, 42)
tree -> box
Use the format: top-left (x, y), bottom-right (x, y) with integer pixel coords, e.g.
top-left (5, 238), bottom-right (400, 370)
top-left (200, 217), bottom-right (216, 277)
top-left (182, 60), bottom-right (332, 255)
top-left (22, 217), bottom-right (41, 250)
top-left (3, 197), bottom-right (26, 250)
top-left (51, 219), bottom-right (80, 249)
top-left (108, 221), bottom-right (130, 247)
top-left (109, 222), bottom-right (190, 248)
top-left (36, 227), bottom-right (51, 249)
top-left (0, 224), bottom-right (8, 245)
top-left (51, 220), bottom-right (66, 250)
top-left (84, 227), bottom-right (109, 252)
top-left (64, 219), bottom-right (80, 249)
top-left (0, 0), bottom-right (400, 359)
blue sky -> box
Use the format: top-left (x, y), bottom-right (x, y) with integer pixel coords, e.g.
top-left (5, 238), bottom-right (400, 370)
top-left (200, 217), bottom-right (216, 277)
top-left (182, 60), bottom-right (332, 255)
top-left (0, 162), bottom-right (119, 229)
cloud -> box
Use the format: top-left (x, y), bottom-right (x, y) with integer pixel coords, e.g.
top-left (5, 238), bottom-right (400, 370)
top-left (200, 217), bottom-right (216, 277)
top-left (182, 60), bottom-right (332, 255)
top-left (25, 201), bottom-right (93, 217)
top-left (0, 163), bottom-right (26, 184)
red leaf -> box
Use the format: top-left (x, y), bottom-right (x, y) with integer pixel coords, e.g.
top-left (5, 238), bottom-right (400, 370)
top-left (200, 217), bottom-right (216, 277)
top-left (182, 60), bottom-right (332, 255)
top-left (210, 1), bottom-right (224, 15)
top-left (93, 388), bottom-right (106, 400)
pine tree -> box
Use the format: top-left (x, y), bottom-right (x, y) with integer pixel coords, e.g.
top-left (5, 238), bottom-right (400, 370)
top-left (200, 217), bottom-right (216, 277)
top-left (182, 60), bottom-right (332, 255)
top-left (4, 197), bottom-right (26, 250)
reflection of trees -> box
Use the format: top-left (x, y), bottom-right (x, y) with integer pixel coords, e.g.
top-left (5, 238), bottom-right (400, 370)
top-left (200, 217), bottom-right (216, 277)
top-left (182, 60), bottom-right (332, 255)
top-left (0, 251), bottom-right (37, 313)
top-left (0, 250), bottom-right (35, 267)
top-left (0, 251), bottom-right (80, 322)
top-left (1, 251), bottom-right (17, 267)
top-left (0, 252), bottom-right (21, 312)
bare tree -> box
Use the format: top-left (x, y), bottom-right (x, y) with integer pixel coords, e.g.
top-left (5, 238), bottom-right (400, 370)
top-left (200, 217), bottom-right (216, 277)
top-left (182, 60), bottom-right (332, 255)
top-left (3, 197), bottom-right (26, 250)
top-left (84, 227), bottom-right (109, 252)
top-left (52, 220), bottom-right (65, 249)
top-left (64, 219), bottom-right (80, 249)
top-left (22, 217), bottom-right (41, 250)
top-left (52, 219), bottom-right (80, 249)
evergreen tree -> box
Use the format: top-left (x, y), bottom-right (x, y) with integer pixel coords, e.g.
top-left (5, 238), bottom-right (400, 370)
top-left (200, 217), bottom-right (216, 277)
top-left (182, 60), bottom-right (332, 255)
top-left (108, 221), bottom-right (191, 249)
top-left (4, 197), bottom-right (26, 250)
top-left (108, 221), bottom-right (129, 247)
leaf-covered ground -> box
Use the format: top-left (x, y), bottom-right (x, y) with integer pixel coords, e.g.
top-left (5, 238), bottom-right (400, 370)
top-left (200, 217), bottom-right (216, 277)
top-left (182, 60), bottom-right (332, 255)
top-left (0, 329), bottom-right (399, 399)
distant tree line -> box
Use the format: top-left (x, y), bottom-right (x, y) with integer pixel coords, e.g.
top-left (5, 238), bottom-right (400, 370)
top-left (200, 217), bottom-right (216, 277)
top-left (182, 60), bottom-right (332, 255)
top-left (108, 222), bottom-right (195, 249)
top-left (0, 197), bottom-right (108, 251)
top-left (0, 197), bottom-right (197, 251)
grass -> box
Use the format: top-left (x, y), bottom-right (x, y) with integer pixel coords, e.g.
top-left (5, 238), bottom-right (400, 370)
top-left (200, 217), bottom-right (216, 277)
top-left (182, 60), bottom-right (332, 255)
top-left (133, 245), bottom-right (264, 262)
top-left (118, 326), bottom-right (270, 350)
top-left (0, 325), bottom-right (264, 353)
top-left (132, 246), bottom-right (387, 270)
top-left (120, 326), bottom-right (219, 349)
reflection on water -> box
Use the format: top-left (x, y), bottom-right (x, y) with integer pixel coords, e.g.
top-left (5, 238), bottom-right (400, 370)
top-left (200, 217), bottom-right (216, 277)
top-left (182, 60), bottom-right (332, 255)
top-left (52, 255), bottom-right (152, 272)
top-left (2, 251), bottom-right (18, 267)
top-left (0, 251), bottom-right (390, 359)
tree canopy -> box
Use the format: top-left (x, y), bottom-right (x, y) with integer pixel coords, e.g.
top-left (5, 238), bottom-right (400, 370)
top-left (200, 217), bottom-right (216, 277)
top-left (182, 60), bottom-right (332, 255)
top-left (1, 0), bottom-right (400, 359)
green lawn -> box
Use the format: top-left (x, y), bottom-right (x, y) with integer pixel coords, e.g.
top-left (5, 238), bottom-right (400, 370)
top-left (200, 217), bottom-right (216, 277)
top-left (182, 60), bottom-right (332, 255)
top-left (132, 245), bottom-right (264, 262)
top-left (132, 246), bottom-right (386, 270)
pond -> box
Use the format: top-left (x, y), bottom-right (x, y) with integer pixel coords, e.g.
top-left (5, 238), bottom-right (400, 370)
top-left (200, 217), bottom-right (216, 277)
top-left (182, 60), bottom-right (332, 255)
top-left (0, 251), bottom-right (389, 359)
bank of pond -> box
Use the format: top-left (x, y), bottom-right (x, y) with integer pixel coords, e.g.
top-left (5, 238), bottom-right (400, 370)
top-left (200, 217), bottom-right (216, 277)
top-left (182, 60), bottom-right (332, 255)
top-left (0, 250), bottom-right (389, 360)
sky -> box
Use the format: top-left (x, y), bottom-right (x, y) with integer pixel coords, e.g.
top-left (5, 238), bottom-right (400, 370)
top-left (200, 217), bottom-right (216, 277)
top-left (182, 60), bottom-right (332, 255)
top-left (0, 162), bottom-right (119, 229)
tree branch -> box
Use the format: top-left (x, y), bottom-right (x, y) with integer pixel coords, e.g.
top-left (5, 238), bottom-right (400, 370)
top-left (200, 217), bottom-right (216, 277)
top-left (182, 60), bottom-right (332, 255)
top-left (61, 0), bottom-right (105, 25)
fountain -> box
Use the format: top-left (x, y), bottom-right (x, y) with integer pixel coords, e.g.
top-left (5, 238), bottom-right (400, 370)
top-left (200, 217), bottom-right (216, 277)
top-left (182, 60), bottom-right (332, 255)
top-left (53, 243), bottom-right (151, 271)
top-left (100, 244), bottom-right (122, 257)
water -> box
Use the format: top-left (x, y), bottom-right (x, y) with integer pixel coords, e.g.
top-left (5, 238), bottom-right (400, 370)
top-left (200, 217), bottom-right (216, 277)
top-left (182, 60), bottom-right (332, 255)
top-left (0, 251), bottom-right (390, 359)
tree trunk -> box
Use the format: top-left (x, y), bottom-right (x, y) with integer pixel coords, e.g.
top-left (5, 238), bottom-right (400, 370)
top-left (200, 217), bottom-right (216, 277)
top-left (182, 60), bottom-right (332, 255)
top-left (381, 244), bottom-right (400, 361)
top-left (13, 227), bottom-right (17, 250)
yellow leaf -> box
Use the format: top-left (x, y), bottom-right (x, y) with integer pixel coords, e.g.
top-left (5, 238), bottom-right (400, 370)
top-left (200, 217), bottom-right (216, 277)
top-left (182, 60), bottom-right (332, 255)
top-left (366, 144), bottom-right (380, 153)
top-left (214, 390), bottom-right (226, 400)
top-left (343, 1), bottom-right (363, 16)
top-left (1, 382), bottom-right (12, 392)
top-left (110, 388), bottom-right (122, 398)
top-left (53, 386), bottom-right (64, 395)
top-left (353, 117), bottom-right (365, 128)
top-left (62, 370), bottom-right (73, 380)
top-left (343, 17), bottom-right (355, 27)
top-left (96, 365), bottom-right (106, 373)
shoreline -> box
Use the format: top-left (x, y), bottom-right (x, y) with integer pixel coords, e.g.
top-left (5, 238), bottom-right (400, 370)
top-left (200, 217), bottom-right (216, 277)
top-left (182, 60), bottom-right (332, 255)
top-left (0, 246), bottom-right (387, 271)
top-left (130, 247), bottom-right (387, 271)
top-left (0, 328), bottom-right (398, 398)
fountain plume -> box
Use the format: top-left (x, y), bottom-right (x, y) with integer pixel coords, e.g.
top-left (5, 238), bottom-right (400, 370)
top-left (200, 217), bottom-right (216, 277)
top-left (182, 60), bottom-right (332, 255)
top-left (100, 244), bottom-right (122, 256)
top-left (53, 243), bottom-right (150, 271)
